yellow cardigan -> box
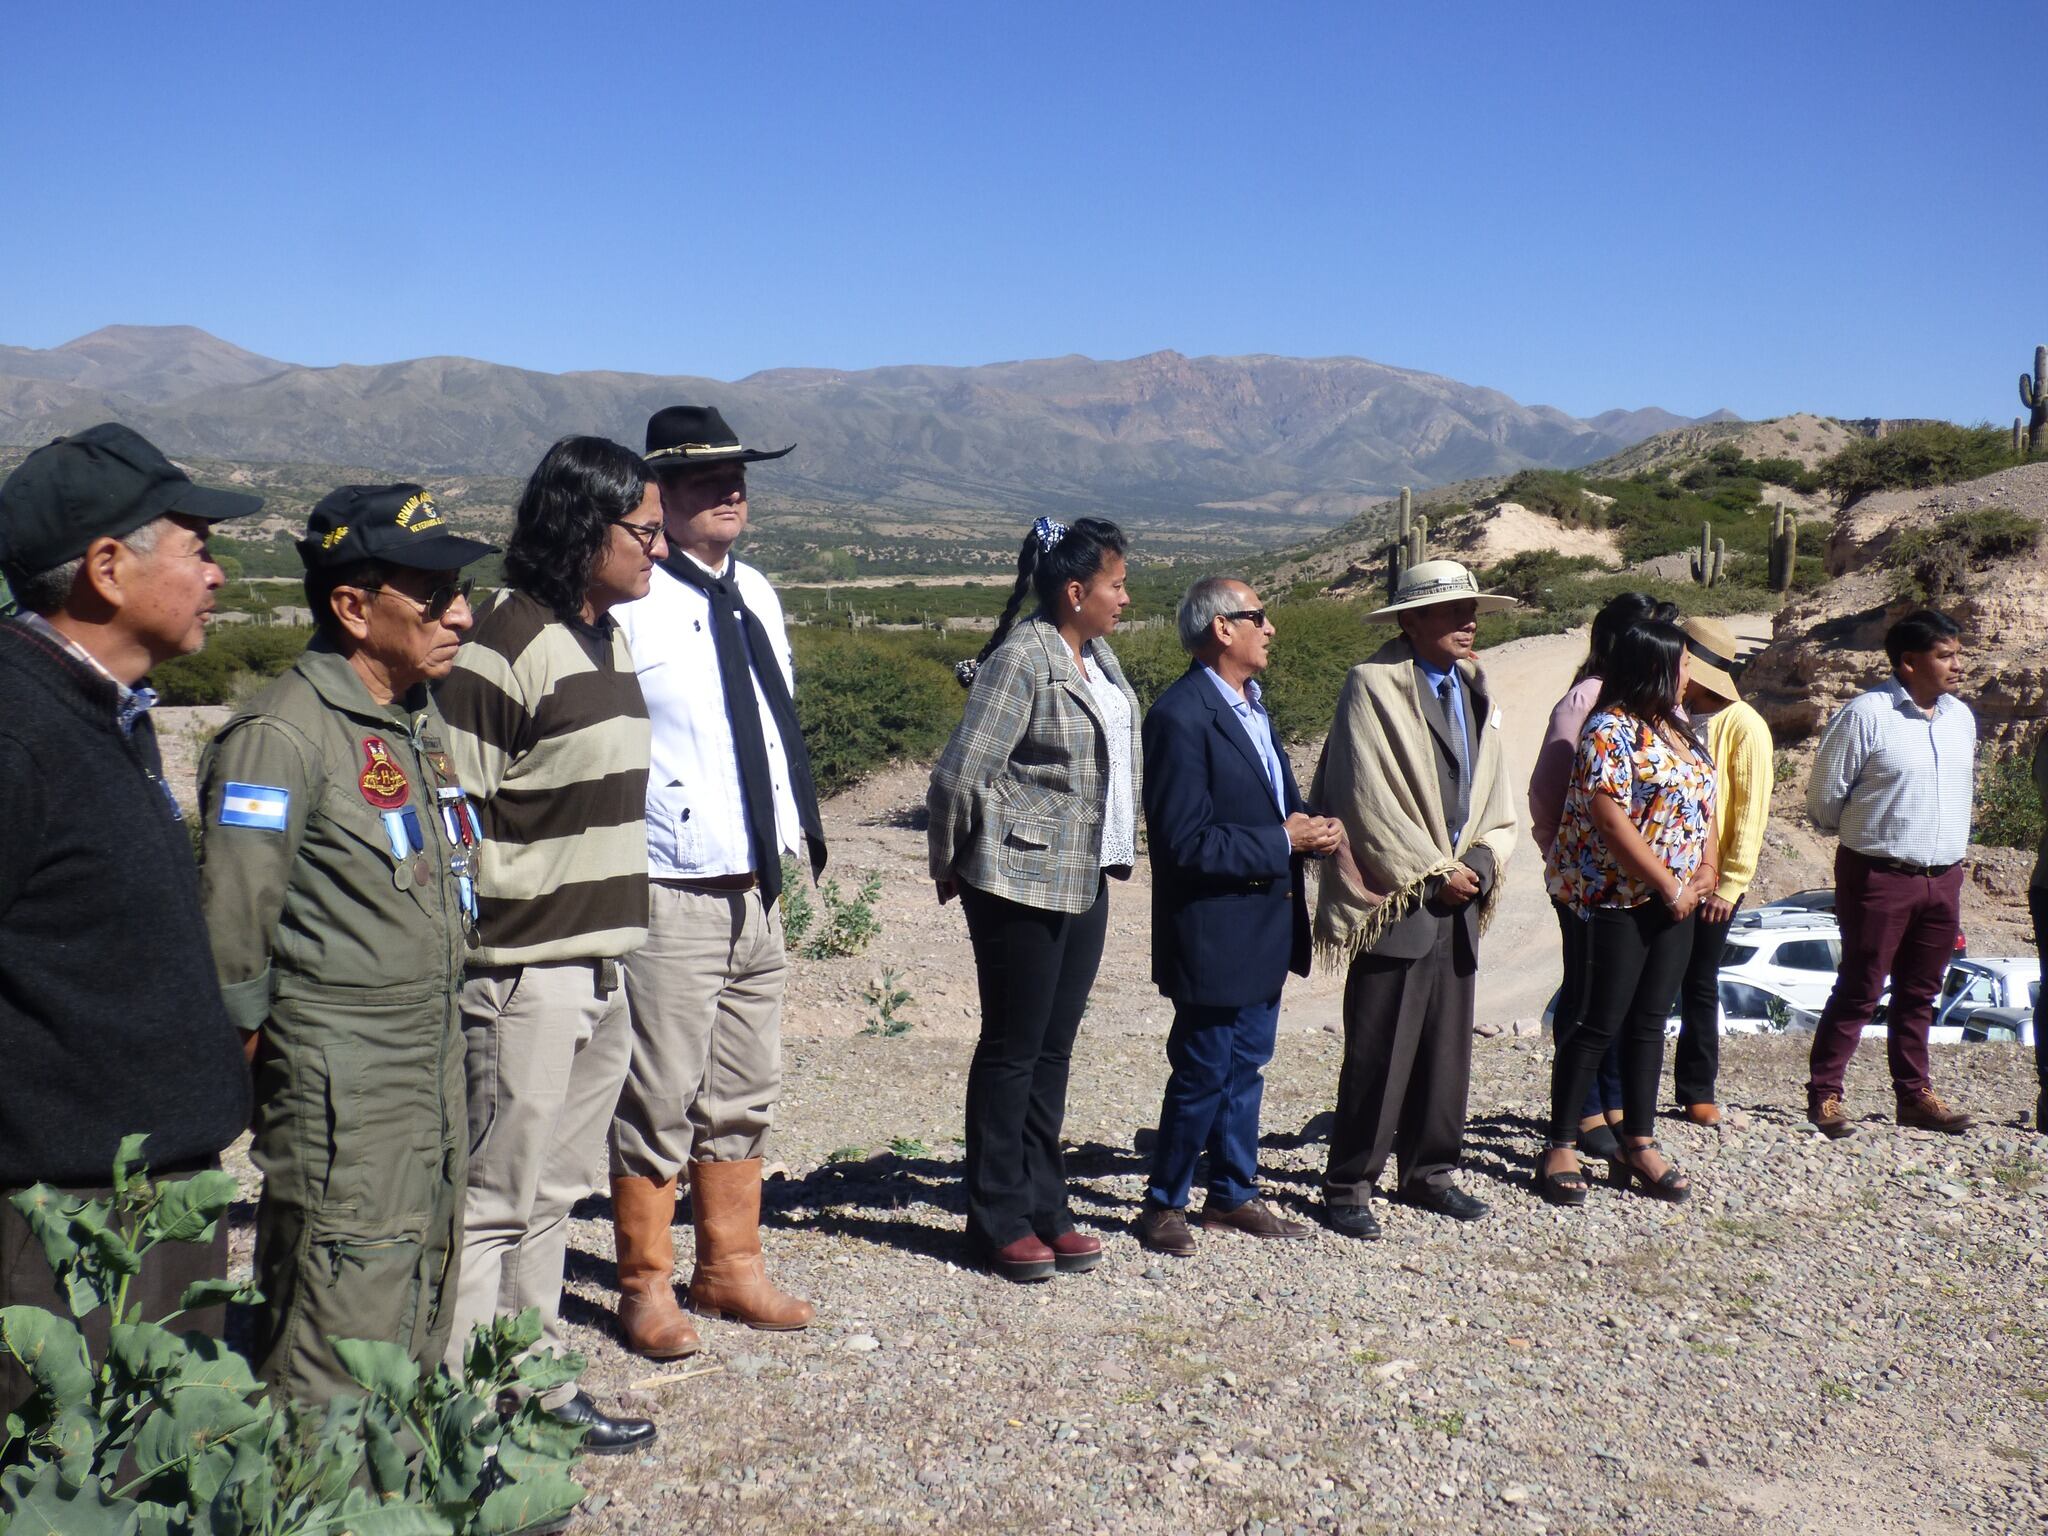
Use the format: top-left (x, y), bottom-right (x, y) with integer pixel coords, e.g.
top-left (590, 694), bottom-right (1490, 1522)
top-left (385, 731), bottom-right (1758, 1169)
top-left (1707, 700), bottom-right (1773, 904)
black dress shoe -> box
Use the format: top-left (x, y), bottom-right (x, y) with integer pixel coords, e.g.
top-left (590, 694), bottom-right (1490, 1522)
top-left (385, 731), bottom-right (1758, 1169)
top-left (1322, 1201), bottom-right (1382, 1240)
top-left (548, 1390), bottom-right (657, 1455)
top-left (1399, 1184), bottom-right (1488, 1221)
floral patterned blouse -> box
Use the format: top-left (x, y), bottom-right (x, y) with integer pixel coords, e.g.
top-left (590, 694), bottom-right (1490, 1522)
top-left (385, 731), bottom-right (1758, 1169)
top-left (1545, 708), bottom-right (1718, 918)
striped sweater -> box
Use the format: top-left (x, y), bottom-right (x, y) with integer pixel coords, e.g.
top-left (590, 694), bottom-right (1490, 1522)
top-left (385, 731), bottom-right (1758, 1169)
top-left (437, 590), bottom-right (651, 965)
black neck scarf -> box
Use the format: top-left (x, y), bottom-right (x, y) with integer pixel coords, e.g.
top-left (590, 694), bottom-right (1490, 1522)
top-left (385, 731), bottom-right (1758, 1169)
top-left (660, 554), bottom-right (826, 902)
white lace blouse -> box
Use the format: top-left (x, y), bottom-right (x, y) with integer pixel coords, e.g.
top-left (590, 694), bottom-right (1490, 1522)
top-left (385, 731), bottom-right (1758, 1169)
top-left (1083, 648), bottom-right (1136, 869)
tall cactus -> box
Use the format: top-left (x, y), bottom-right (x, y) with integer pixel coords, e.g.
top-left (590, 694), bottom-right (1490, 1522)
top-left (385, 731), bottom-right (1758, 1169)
top-left (1408, 513), bottom-right (1428, 570)
top-left (1385, 486), bottom-right (1414, 597)
top-left (1689, 521), bottom-right (1725, 587)
top-left (2021, 345), bottom-right (2048, 446)
top-left (1768, 506), bottom-right (1799, 593)
top-left (2019, 418), bottom-right (2029, 459)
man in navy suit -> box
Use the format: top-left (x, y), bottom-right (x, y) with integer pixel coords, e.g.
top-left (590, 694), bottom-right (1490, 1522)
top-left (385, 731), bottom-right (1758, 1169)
top-left (1137, 579), bottom-right (1343, 1256)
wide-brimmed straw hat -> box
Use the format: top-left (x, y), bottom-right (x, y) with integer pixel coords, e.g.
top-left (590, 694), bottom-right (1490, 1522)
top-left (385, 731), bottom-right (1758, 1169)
top-left (1682, 615), bottom-right (1744, 703)
top-left (1367, 559), bottom-right (1519, 622)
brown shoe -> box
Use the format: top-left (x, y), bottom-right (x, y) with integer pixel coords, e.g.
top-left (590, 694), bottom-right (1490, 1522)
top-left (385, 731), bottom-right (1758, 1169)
top-left (1807, 1092), bottom-right (1855, 1140)
top-left (686, 1159), bottom-right (816, 1329)
top-left (1197, 1196), bottom-right (1311, 1240)
top-left (1681, 1102), bottom-right (1723, 1127)
top-left (1896, 1091), bottom-right (1973, 1134)
top-left (611, 1174), bottom-right (702, 1359)
top-left (1136, 1201), bottom-right (1196, 1257)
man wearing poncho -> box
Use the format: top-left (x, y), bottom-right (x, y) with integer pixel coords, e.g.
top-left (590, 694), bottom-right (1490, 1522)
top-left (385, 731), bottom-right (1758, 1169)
top-left (1312, 561), bottom-right (1519, 1239)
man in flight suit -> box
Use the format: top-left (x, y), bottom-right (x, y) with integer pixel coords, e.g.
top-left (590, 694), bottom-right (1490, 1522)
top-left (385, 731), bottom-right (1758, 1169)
top-left (198, 485), bottom-right (495, 1403)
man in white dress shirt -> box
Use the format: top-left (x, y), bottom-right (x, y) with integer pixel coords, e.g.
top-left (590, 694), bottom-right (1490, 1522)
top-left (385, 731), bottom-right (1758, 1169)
top-left (607, 406), bottom-right (827, 1355)
top-left (1804, 609), bottom-right (1976, 1138)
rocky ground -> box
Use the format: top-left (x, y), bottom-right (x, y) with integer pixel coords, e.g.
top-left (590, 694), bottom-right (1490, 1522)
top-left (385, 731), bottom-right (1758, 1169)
top-left (226, 1031), bottom-right (2044, 1536)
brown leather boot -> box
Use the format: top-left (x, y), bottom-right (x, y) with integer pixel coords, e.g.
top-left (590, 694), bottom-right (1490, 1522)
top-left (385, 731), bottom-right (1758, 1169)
top-left (687, 1159), bottom-right (815, 1330)
top-left (611, 1175), bottom-right (701, 1358)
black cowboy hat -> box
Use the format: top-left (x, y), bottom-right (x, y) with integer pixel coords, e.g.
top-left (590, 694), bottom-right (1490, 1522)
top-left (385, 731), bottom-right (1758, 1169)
top-left (642, 405), bottom-right (794, 472)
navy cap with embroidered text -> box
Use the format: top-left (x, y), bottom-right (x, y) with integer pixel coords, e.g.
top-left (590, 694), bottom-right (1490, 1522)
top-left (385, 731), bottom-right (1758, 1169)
top-left (296, 484), bottom-right (498, 572)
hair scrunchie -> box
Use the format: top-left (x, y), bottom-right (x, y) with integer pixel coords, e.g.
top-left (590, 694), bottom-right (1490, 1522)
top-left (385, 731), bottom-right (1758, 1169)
top-left (1031, 516), bottom-right (1068, 553)
top-left (953, 657), bottom-right (980, 689)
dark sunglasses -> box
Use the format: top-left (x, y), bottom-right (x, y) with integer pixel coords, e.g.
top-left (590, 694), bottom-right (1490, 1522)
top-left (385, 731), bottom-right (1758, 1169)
top-left (369, 576), bottom-right (474, 621)
top-left (1220, 608), bottom-right (1269, 629)
top-left (611, 518), bottom-right (665, 553)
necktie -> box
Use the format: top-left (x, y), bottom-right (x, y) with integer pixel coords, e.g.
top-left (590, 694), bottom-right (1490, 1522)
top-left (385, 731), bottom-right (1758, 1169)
top-left (659, 556), bottom-right (827, 902)
top-left (1437, 678), bottom-right (1469, 781)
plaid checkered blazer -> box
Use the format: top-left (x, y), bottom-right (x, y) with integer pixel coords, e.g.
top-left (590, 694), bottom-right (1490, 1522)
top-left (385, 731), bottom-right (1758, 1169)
top-left (926, 615), bottom-right (1144, 914)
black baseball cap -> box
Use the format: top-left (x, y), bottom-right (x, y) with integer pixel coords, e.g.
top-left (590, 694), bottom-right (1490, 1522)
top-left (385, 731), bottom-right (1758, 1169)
top-left (0, 423), bottom-right (263, 582)
top-left (297, 484), bottom-right (498, 572)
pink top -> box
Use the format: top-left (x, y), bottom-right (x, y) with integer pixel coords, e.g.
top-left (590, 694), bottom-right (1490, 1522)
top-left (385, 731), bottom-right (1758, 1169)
top-left (1529, 677), bottom-right (1602, 855)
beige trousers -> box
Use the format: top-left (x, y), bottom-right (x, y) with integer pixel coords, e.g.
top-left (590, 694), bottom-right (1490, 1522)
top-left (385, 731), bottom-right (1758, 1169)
top-left (612, 882), bottom-right (787, 1178)
top-left (448, 960), bottom-right (633, 1406)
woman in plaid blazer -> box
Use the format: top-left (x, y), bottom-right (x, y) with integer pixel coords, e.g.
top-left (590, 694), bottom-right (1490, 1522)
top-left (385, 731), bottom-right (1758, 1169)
top-left (927, 516), bottom-right (1142, 1282)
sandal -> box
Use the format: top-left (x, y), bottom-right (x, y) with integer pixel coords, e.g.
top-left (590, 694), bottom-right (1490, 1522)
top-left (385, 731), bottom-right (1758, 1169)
top-left (1533, 1147), bottom-right (1589, 1208)
top-left (1613, 1139), bottom-right (1691, 1203)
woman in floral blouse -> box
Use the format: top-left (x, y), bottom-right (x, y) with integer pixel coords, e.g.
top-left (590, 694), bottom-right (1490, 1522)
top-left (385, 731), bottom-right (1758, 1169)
top-left (1538, 616), bottom-right (1719, 1206)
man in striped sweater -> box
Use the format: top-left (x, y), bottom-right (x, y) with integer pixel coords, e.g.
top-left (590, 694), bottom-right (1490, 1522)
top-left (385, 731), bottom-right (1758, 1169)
top-left (437, 436), bottom-right (669, 1453)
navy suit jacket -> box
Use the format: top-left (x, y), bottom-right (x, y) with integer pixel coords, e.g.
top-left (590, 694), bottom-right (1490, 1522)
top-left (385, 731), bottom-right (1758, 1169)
top-left (1142, 663), bottom-right (1311, 1007)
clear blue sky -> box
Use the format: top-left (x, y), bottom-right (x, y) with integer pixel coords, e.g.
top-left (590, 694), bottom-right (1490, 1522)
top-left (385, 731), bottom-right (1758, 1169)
top-left (4, 1), bottom-right (2038, 423)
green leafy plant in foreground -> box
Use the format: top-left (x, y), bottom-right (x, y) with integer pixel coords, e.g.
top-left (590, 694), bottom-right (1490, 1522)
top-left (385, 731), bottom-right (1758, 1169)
top-left (0, 1136), bottom-right (584, 1535)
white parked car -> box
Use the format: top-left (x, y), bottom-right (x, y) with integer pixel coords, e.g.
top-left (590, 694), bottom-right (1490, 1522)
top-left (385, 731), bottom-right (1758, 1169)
top-left (1717, 909), bottom-right (1845, 1015)
top-left (1929, 958), bottom-right (2041, 1045)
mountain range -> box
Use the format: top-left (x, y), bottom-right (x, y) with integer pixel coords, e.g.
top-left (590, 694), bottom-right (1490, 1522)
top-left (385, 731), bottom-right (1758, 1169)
top-left (0, 327), bottom-right (1736, 523)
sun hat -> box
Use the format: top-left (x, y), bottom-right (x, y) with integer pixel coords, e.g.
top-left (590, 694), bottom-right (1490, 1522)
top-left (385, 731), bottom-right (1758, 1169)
top-left (1681, 615), bottom-right (1744, 703)
top-left (642, 405), bottom-right (794, 472)
top-left (1366, 559), bottom-right (1519, 623)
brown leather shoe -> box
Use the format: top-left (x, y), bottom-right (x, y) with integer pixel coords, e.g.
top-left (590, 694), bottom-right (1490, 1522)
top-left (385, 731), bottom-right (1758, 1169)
top-left (1197, 1196), bottom-right (1311, 1240)
top-left (1135, 1202), bottom-right (1196, 1257)
top-left (979, 1233), bottom-right (1057, 1283)
top-left (1681, 1102), bottom-right (1723, 1127)
top-left (611, 1174), bottom-right (702, 1359)
top-left (1807, 1092), bottom-right (1855, 1140)
top-left (1896, 1091), bottom-right (1973, 1134)
top-left (1045, 1230), bottom-right (1102, 1274)
top-left (686, 1159), bottom-right (816, 1329)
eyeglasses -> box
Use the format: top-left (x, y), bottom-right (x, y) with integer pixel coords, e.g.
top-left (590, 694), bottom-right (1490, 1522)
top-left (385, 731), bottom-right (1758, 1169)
top-left (1220, 608), bottom-right (1269, 629)
top-left (611, 519), bottom-right (665, 554)
top-left (368, 576), bottom-right (474, 621)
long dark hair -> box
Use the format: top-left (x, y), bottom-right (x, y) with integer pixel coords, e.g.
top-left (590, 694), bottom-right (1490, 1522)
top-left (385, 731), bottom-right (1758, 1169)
top-left (956, 515), bottom-right (1127, 687)
top-left (504, 436), bottom-right (652, 622)
top-left (1576, 592), bottom-right (1679, 685)
top-left (1596, 617), bottom-right (1705, 759)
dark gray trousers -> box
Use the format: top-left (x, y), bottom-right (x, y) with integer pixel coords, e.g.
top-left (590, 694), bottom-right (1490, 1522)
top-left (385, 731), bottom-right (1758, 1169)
top-left (1323, 915), bottom-right (1476, 1203)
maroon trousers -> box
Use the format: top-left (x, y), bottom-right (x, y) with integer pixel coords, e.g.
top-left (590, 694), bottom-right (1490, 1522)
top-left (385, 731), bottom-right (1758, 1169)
top-left (1806, 847), bottom-right (1964, 1101)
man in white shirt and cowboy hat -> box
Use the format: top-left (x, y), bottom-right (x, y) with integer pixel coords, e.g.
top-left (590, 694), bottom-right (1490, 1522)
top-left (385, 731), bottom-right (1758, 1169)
top-left (1311, 560), bottom-right (1520, 1239)
top-left (607, 405), bottom-right (827, 1358)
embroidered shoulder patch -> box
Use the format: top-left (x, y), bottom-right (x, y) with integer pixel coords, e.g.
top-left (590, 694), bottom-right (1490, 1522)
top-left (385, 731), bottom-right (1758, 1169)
top-left (218, 782), bottom-right (291, 831)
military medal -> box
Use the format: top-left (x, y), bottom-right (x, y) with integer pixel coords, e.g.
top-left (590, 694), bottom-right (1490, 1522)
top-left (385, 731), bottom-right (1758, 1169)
top-left (358, 737), bottom-right (410, 809)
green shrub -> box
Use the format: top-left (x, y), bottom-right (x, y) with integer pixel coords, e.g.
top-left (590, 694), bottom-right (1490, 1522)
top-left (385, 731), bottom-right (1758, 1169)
top-left (152, 625), bottom-right (312, 707)
top-left (791, 628), bottom-right (968, 792)
top-left (1817, 423), bottom-right (2015, 506)
top-left (1973, 743), bottom-right (2046, 851)
top-left (1881, 507), bottom-right (2042, 604)
top-left (800, 871), bottom-right (883, 959)
top-left (1496, 469), bottom-right (1592, 524)
top-left (0, 1140), bottom-right (585, 1535)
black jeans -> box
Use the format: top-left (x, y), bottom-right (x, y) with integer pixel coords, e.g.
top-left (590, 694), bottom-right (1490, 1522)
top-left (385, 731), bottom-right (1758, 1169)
top-left (2032, 886), bottom-right (2047, 1093)
top-left (958, 877), bottom-right (1109, 1248)
top-left (1672, 899), bottom-right (1742, 1106)
top-left (1554, 900), bottom-right (1623, 1122)
top-left (1549, 904), bottom-right (1696, 1145)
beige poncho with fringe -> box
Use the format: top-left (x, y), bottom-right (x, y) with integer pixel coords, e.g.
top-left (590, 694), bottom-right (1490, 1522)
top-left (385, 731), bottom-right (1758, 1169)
top-left (1309, 635), bottom-right (1519, 968)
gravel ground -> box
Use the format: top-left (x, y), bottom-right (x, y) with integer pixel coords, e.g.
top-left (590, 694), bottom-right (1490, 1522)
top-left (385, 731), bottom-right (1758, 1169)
top-left (519, 1029), bottom-right (2048, 1536)
top-left (216, 1029), bottom-right (2045, 1536)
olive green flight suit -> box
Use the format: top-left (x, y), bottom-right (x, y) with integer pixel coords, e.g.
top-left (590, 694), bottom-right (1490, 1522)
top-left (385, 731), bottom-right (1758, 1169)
top-left (197, 641), bottom-right (475, 1405)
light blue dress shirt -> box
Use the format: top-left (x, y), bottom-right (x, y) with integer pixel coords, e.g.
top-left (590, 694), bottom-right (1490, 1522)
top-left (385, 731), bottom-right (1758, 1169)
top-left (1807, 679), bottom-right (1976, 867)
top-left (1202, 666), bottom-right (1287, 814)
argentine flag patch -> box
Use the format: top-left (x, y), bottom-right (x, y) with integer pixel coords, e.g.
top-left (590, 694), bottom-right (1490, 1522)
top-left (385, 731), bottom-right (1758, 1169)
top-left (219, 782), bottom-right (291, 832)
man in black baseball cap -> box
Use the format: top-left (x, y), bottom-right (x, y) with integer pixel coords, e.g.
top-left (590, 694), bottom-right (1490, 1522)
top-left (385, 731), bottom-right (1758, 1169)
top-left (0, 423), bottom-right (261, 1411)
top-left (196, 481), bottom-right (498, 1401)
